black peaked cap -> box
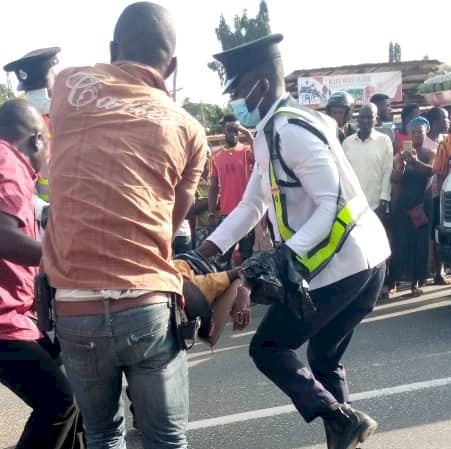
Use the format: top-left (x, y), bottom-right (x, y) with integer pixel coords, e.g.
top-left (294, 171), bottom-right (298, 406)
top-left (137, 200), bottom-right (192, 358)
top-left (213, 34), bottom-right (283, 93)
top-left (3, 47), bottom-right (61, 91)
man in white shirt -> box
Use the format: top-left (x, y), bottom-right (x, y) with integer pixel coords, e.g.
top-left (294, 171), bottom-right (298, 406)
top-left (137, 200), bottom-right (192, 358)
top-left (198, 34), bottom-right (390, 449)
top-left (342, 104), bottom-right (393, 218)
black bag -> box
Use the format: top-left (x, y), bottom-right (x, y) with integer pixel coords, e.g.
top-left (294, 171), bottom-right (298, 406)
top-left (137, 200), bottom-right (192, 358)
top-left (241, 247), bottom-right (317, 323)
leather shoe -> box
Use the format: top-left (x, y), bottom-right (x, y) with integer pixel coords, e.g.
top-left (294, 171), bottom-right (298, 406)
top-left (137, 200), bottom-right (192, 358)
top-left (323, 404), bottom-right (377, 449)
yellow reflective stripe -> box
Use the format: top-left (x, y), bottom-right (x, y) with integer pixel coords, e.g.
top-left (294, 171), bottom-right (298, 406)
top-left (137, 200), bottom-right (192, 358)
top-left (38, 193), bottom-right (49, 201)
top-left (337, 205), bottom-right (352, 224)
top-left (38, 178), bottom-right (49, 186)
top-left (274, 106), bottom-right (306, 117)
top-left (337, 196), bottom-right (367, 224)
top-left (299, 197), bottom-right (368, 272)
top-left (298, 220), bottom-right (346, 271)
top-left (270, 162), bottom-right (293, 241)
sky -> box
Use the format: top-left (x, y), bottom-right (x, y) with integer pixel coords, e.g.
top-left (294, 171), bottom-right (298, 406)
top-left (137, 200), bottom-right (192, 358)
top-left (0, 0), bottom-right (450, 106)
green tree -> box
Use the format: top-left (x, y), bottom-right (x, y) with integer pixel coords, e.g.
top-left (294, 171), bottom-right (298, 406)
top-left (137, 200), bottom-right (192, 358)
top-left (388, 41), bottom-right (394, 63)
top-left (208, 0), bottom-right (271, 83)
top-left (0, 84), bottom-right (15, 105)
top-left (182, 98), bottom-right (225, 135)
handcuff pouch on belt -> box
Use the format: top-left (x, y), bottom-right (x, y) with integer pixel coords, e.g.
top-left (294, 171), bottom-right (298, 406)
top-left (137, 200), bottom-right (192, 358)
top-left (34, 272), bottom-right (56, 332)
top-left (170, 294), bottom-right (201, 351)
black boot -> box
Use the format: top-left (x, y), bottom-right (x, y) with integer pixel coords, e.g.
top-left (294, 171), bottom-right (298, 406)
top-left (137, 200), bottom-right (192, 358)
top-left (323, 404), bottom-right (377, 449)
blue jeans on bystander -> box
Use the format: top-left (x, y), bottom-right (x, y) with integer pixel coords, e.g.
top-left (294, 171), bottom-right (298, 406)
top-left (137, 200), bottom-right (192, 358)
top-left (56, 301), bottom-right (188, 449)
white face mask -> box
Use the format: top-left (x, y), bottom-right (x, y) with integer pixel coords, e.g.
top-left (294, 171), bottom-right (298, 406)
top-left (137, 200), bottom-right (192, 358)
top-left (25, 89), bottom-right (51, 115)
top-left (229, 81), bottom-right (264, 128)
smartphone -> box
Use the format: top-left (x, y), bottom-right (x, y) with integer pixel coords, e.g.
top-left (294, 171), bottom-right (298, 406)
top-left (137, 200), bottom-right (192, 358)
top-left (402, 140), bottom-right (413, 153)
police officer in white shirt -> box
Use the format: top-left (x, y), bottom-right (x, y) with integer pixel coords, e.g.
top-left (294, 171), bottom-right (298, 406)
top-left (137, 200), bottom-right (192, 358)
top-left (198, 34), bottom-right (390, 449)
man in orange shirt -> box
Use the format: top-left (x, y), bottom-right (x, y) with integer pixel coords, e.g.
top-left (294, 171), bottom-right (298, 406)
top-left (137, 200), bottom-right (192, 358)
top-left (42, 3), bottom-right (207, 449)
top-left (209, 114), bottom-right (255, 269)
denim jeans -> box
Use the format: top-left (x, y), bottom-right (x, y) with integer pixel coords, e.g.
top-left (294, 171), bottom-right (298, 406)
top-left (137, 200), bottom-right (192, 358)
top-left (56, 301), bottom-right (188, 449)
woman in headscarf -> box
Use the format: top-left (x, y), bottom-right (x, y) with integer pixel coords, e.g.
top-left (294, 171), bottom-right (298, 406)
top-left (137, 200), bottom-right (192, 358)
top-left (391, 117), bottom-right (435, 296)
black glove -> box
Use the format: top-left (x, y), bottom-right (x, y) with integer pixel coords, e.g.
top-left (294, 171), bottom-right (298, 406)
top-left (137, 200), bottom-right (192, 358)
top-left (274, 244), bottom-right (316, 322)
top-left (242, 244), bottom-right (317, 322)
top-left (240, 250), bottom-right (286, 305)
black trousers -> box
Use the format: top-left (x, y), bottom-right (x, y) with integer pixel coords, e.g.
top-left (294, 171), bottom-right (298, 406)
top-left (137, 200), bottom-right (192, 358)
top-left (0, 335), bottom-right (75, 449)
top-left (249, 263), bottom-right (385, 422)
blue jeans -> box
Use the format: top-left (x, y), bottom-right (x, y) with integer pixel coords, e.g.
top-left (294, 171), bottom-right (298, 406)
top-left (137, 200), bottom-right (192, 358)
top-left (56, 302), bottom-right (188, 449)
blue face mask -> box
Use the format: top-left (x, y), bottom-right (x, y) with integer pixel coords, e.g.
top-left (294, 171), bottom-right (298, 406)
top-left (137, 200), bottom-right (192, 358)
top-left (229, 81), bottom-right (264, 128)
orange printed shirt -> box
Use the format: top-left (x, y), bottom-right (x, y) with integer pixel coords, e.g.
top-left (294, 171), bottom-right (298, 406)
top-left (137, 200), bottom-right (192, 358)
top-left (43, 62), bottom-right (208, 295)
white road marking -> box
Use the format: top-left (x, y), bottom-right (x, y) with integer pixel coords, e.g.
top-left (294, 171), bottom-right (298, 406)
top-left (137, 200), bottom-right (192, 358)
top-left (364, 299), bottom-right (451, 322)
top-left (230, 296), bottom-right (451, 339)
top-left (188, 344), bottom-right (248, 359)
top-left (230, 330), bottom-right (256, 339)
top-left (188, 357), bottom-right (212, 369)
top-left (187, 376), bottom-right (451, 430)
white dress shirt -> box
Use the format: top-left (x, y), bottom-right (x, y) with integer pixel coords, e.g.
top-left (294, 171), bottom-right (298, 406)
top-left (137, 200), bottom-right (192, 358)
top-left (208, 95), bottom-right (390, 290)
top-left (342, 130), bottom-right (393, 210)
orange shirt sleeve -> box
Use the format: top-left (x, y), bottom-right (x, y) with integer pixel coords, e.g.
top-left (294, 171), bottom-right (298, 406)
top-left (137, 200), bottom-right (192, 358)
top-left (190, 272), bottom-right (231, 303)
top-left (173, 259), bottom-right (231, 304)
top-left (181, 126), bottom-right (208, 196)
top-left (433, 137), bottom-right (451, 177)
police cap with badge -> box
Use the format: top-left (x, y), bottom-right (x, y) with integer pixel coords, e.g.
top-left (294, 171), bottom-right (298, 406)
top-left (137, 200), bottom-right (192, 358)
top-left (3, 47), bottom-right (60, 91)
top-left (213, 33), bottom-right (283, 94)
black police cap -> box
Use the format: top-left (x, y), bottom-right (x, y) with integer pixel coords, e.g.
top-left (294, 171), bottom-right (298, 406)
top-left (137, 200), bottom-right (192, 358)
top-left (213, 33), bottom-right (283, 94)
top-left (3, 47), bottom-right (60, 91)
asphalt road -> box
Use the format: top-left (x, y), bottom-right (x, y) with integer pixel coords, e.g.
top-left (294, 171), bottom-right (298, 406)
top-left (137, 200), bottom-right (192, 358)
top-left (2, 284), bottom-right (451, 449)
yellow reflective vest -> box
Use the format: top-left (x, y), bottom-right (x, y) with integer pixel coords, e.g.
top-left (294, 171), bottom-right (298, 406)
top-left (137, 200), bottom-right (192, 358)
top-left (264, 98), bottom-right (369, 280)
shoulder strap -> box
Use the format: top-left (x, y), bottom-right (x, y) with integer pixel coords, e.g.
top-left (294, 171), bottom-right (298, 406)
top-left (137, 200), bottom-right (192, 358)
top-left (264, 98), bottom-right (332, 188)
top-left (287, 118), bottom-right (328, 146)
top-left (273, 133), bottom-right (301, 187)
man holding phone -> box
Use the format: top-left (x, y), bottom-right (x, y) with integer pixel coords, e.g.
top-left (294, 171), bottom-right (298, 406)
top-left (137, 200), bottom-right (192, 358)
top-left (208, 114), bottom-right (255, 269)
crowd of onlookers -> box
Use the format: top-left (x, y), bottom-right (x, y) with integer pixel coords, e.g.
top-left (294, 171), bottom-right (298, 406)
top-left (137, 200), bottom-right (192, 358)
top-left (329, 97), bottom-right (451, 298)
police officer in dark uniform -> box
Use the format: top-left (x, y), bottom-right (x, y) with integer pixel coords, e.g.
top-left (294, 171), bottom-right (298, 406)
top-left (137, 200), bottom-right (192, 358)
top-left (198, 34), bottom-right (390, 449)
top-left (4, 47), bottom-right (60, 204)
